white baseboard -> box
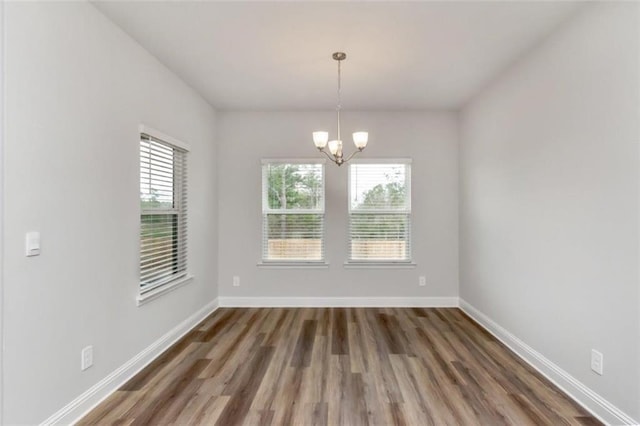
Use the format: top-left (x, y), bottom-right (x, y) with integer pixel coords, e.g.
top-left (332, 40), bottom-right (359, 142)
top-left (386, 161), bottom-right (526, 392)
top-left (459, 299), bottom-right (638, 426)
top-left (218, 296), bottom-right (459, 308)
top-left (40, 298), bottom-right (219, 426)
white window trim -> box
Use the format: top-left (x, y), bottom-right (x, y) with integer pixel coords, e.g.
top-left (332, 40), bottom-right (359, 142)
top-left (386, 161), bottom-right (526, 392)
top-left (347, 157), bottom-right (413, 165)
top-left (343, 261), bottom-right (416, 269)
top-left (137, 275), bottom-right (194, 306)
top-left (346, 159), bottom-right (413, 265)
top-left (257, 261), bottom-right (330, 269)
top-left (138, 125), bottom-right (192, 305)
top-left (139, 124), bottom-right (191, 151)
top-left (261, 159), bottom-right (327, 264)
top-left (261, 158), bottom-right (326, 165)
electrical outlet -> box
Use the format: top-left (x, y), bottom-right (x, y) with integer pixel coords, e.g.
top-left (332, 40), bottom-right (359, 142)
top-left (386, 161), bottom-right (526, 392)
top-left (233, 276), bottom-right (240, 287)
top-left (591, 349), bottom-right (603, 375)
top-left (81, 346), bottom-right (93, 371)
top-left (419, 276), bottom-right (426, 287)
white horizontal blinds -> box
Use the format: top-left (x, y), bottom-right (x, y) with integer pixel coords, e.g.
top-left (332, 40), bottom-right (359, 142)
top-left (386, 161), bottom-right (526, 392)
top-left (349, 162), bottom-right (411, 261)
top-left (140, 134), bottom-right (187, 291)
top-left (262, 162), bottom-right (324, 261)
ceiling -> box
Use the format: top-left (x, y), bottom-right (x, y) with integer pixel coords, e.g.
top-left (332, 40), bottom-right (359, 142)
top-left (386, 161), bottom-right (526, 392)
top-left (93, 1), bottom-right (584, 110)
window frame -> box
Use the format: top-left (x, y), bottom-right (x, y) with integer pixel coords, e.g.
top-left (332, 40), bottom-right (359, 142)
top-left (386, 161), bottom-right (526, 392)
top-left (259, 159), bottom-right (328, 266)
top-left (137, 125), bottom-right (192, 305)
top-left (346, 159), bottom-right (414, 266)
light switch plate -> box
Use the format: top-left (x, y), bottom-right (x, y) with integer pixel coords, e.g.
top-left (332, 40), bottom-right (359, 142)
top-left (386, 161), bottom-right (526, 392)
top-left (81, 346), bottom-right (93, 371)
top-left (26, 231), bottom-right (41, 257)
top-left (591, 349), bottom-right (603, 375)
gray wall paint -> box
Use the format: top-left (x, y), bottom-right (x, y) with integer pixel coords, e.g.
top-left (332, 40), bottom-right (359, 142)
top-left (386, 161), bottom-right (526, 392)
top-left (3, 2), bottom-right (217, 423)
top-left (3, 1), bottom-right (637, 423)
top-left (0, 1), bottom-right (5, 422)
top-left (460, 2), bottom-right (639, 420)
top-left (217, 111), bottom-right (459, 299)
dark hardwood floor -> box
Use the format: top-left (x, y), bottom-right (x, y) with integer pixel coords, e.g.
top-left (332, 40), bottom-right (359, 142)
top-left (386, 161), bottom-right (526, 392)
top-left (79, 308), bottom-right (601, 425)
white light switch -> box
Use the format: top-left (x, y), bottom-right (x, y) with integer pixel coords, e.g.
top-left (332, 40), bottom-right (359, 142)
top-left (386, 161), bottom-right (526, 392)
top-left (81, 346), bottom-right (93, 371)
top-left (26, 231), bottom-right (41, 257)
top-left (591, 349), bottom-right (603, 375)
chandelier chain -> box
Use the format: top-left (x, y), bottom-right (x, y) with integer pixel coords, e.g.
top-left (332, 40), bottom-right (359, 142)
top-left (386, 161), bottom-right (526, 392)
top-left (337, 58), bottom-right (342, 141)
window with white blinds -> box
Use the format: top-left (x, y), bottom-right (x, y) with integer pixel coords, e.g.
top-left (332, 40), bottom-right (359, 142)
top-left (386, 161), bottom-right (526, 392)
top-left (348, 161), bottom-right (411, 262)
top-left (262, 161), bottom-right (325, 262)
top-left (140, 133), bottom-right (188, 293)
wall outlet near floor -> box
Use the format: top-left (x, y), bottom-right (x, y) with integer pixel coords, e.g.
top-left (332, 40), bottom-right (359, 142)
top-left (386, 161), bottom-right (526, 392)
top-left (233, 276), bottom-right (240, 287)
top-left (81, 346), bottom-right (93, 371)
top-left (591, 349), bottom-right (603, 375)
top-left (419, 276), bottom-right (426, 286)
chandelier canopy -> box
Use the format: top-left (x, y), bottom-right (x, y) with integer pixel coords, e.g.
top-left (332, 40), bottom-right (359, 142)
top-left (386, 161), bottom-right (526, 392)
top-left (313, 52), bottom-right (368, 166)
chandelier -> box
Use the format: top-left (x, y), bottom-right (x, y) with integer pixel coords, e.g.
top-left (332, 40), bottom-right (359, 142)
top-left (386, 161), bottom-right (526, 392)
top-left (312, 52), bottom-right (368, 166)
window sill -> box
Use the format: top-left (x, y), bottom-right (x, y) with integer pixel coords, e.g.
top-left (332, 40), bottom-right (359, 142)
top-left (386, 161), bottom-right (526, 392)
top-left (257, 262), bottom-right (329, 269)
top-left (343, 262), bottom-right (416, 269)
top-left (137, 275), bottom-right (194, 306)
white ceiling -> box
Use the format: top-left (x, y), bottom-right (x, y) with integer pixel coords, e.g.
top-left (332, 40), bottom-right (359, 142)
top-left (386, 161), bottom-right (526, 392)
top-left (93, 1), bottom-right (584, 110)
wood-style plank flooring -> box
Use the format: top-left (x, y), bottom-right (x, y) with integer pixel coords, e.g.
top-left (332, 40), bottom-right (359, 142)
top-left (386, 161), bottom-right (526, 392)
top-left (79, 308), bottom-right (601, 425)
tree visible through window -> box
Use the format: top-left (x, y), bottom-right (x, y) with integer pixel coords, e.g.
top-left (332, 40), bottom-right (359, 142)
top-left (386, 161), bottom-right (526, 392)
top-left (262, 161), bottom-right (325, 261)
top-left (349, 162), bottom-right (412, 261)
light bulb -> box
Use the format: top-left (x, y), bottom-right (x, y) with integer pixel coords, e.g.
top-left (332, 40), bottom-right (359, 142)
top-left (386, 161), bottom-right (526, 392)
top-left (353, 131), bottom-right (368, 149)
top-left (328, 140), bottom-right (341, 156)
top-left (313, 131), bottom-right (329, 149)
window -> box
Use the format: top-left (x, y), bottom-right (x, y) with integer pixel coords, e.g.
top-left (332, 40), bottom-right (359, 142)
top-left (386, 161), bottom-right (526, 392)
top-left (139, 129), bottom-right (189, 298)
top-left (262, 160), bottom-right (325, 262)
top-left (348, 161), bottom-right (412, 262)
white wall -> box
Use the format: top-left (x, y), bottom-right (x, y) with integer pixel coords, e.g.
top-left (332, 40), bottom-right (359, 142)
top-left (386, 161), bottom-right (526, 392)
top-left (3, 2), bottom-right (217, 424)
top-left (460, 2), bottom-right (639, 422)
top-left (217, 111), bottom-right (458, 301)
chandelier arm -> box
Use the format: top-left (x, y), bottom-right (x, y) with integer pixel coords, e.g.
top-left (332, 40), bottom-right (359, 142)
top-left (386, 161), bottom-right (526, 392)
top-left (318, 148), bottom-right (339, 163)
top-left (342, 147), bottom-right (364, 164)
